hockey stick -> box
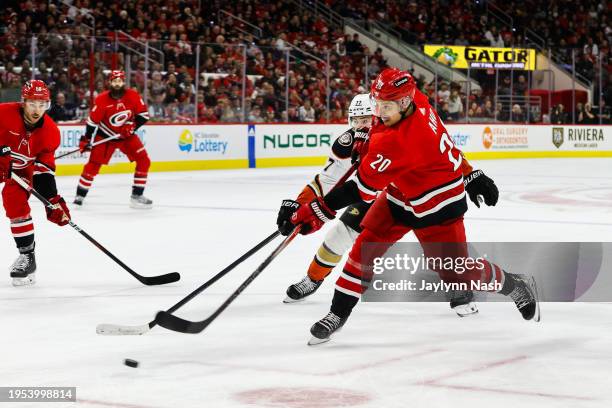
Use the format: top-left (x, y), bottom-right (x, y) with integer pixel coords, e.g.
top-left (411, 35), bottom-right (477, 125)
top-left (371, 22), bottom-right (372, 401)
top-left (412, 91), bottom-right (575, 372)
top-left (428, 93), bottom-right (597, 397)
top-left (11, 173), bottom-right (180, 286)
top-left (154, 162), bottom-right (359, 334)
top-left (155, 226), bottom-right (301, 333)
top-left (96, 230), bottom-right (281, 335)
top-left (54, 135), bottom-right (121, 160)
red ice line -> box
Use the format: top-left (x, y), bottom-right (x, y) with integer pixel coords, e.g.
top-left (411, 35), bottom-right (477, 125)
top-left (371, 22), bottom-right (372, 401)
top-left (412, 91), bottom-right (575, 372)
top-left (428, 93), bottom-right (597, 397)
top-left (418, 355), bottom-right (596, 402)
top-left (78, 398), bottom-right (163, 408)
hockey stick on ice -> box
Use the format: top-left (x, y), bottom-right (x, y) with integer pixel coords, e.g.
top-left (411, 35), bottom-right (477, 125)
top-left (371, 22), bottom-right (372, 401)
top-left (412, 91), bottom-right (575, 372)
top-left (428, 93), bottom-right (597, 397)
top-left (154, 162), bottom-right (359, 334)
top-left (96, 229), bottom-right (281, 335)
top-left (155, 226), bottom-right (301, 333)
top-left (54, 134), bottom-right (121, 160)
top-left (11, 173), bottom-right (180, 286)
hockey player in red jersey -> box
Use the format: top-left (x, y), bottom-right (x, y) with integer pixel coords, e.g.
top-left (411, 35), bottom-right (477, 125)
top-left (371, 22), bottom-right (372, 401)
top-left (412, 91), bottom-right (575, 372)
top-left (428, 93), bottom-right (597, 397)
top-left (74, 70), bottom-right (152, 209)
top-left (277, 93), bottom-right (478, 317)
top-left (0, 80), bottom-right (71, 286)
top-left (288, 68), bottom-right (540, 344)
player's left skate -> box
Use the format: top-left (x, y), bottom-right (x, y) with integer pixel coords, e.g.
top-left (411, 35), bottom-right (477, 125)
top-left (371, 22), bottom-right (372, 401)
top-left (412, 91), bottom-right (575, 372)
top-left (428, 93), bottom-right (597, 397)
top-left (308, 312), bottom-right (348, 345)
top-left (73, 195), bottom-right (85, 206)
top-left (284, 275), bottom-right (323, 303)
top-left (130, 194), bottom-right (153, 209)
top-left (10, 252), bottom-right (36, 287)
top-left (504, 273), bottom-right (541, 322)
top-left (449, 290), bottom-right (478, 317)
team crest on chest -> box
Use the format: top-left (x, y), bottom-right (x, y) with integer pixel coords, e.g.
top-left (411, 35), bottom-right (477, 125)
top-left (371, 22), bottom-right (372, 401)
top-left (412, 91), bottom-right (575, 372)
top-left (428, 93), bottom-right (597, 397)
top-left (109, 110), bottom-right (132, 127)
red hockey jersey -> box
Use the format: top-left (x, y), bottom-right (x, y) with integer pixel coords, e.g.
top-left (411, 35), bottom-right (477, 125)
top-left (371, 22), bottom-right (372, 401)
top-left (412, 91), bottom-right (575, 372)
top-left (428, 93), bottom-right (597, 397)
top-left (354, 90), bottom-right (467, 228)
top-left (87, 89), bottom-right (149, 138)
top-left (0, 102), bottom-right (60, 179)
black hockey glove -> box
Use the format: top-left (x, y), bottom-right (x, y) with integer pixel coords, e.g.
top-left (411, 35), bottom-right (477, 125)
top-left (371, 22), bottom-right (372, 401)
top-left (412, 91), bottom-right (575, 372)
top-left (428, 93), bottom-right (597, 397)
top-left (277, 199), bottom-right (300, 235)
top-left (351, 128), bottom-right (370, 164)
top-left (464, 170), bottom-right (499, 208)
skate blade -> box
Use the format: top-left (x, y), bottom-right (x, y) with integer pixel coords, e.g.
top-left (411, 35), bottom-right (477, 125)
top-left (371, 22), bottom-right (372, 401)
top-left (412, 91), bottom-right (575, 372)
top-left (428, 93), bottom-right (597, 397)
top-left (12, 273), bottom-right (36, 287)
top-left (308, 336), bottom-right (330, 346)
top-left (530, 277), bottom-right (541, 322)
top-left (453, 302), bottom-right (479, 317)
top-left (283, 296), bottom-right (306, 304)
top-left (130, 202), bottom-right (153, 210)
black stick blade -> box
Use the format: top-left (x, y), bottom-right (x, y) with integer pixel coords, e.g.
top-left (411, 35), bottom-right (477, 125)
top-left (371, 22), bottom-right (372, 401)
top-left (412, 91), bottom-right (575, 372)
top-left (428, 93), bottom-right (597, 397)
top-left (140, 272), bottom-right (181, 286)
top-left (155, 310), bottom-right (206, 333)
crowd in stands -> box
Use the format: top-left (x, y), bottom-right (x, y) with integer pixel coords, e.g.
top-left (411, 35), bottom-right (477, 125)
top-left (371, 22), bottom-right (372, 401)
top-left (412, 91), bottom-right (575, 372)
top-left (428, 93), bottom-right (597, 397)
top-left (0, 0), bottom-right (609, 124)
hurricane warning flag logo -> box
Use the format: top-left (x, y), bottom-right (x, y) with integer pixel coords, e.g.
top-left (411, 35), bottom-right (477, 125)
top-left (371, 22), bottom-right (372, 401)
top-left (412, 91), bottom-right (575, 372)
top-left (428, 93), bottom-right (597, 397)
top-left (178, 129), bottom-right (193, 152)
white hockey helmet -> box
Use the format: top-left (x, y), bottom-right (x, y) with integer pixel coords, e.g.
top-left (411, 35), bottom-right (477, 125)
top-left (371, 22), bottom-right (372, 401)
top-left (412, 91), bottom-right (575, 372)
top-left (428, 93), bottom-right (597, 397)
top-left (348, 93), bottom-right (373, 128)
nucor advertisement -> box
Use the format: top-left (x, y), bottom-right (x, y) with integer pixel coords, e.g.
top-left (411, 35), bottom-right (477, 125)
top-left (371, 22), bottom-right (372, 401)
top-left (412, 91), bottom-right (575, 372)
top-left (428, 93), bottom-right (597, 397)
top-left (54, 124), bottom-right (612, 172)
top-left (251, 124), bottom-right (348, 158)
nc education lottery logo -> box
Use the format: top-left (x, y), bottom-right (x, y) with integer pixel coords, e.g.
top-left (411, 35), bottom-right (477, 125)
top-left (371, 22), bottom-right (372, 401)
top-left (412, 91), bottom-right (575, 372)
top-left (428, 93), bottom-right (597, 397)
top-left (178, 129), bottom-right (194, 152)
top-left (178, 129), bottom-right (229, 154)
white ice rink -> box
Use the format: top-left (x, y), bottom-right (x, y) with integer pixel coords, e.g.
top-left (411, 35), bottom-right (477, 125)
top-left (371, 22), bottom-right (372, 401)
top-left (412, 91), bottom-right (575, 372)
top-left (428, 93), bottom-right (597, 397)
top-left (1, 158), bottom-right (611, 408)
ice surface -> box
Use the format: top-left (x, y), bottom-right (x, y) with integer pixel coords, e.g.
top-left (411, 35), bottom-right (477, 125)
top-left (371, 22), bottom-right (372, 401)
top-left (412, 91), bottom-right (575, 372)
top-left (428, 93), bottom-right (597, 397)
top-left (0, 158), bottom-right (611, 408)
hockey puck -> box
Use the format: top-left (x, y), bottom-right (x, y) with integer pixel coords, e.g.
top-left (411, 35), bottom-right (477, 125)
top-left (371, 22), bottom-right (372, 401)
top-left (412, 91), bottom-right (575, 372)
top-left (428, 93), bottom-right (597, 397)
top-left (124, 358), bottom-right (139, 368)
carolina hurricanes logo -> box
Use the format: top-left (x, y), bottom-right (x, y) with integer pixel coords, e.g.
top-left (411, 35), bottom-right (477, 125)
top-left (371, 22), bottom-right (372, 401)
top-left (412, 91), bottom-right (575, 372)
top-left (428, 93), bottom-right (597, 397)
top-left (109, 110), bottom-right (132, 127)
top-left (11, 151), bottom-right (34, 170)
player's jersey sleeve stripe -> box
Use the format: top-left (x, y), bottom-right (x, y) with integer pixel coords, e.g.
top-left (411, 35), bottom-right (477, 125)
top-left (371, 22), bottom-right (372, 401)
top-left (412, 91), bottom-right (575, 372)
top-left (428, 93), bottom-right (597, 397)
top-left (352, 171), bottom-right (378, 202)
top-left (409, 176), bottom-right (463, 206)
top-left (33, 161), bottom-right (55, 175)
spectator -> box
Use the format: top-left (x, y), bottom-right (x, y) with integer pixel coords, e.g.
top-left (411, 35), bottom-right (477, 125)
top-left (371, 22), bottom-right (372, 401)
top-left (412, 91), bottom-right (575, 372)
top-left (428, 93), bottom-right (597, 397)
top-left (74, 100), bottom-right (89, 121)
top-left (514, 75), bottom-right (528, 96)
top-left (550, 104), bottom-right (569, 124)
top-left (511, 104), bottom-right (525, 122)
top-left (345, 34), bottom-right (363, 55)
top-left (495, 102), bottom-right (509, 121)
top-left (437, 82), bottom-right (450, 104)
top-left (447, 90), bottom-right (463, 121)
top-left (248, 105), bottom-right (265, 123)
top-left (438, 103), bottom-right (450, 121)
top-left (298, 98), bottom-right (316, 123)
top-left (580, 103), bottom-right (597, 124)
top-left (484, 26), bottom-right (504, 47)
top-left (48, 92), bottom-right (76, 122)
top-left (149, 93), bottom-right (166, 121)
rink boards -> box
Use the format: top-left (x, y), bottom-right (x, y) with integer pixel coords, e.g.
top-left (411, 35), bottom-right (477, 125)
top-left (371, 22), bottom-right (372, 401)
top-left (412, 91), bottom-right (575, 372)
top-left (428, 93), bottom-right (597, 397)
top-left (54, 123), bottom-right (612, 176)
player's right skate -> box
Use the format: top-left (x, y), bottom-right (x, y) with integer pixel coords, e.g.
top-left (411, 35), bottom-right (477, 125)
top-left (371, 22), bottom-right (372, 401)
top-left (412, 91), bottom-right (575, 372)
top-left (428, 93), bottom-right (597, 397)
top-left (308, 312), bottom-right (348, 345)
top-left (10, 252), bottom-right (36, 287)
top-left (449, 290), bottom-right (479, 317)
top-left (73, 195), bottom-right (85, 206)
top-left (130, 194), bottom-right (153, 209)
top-left (284, 275), bottom-right (323, 303)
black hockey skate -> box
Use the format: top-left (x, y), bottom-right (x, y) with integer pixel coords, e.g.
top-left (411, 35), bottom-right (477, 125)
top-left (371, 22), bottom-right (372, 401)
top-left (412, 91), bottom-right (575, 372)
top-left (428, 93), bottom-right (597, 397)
top-left (308, 312), bottom-right (348, 345)
top-left (449, 290), bottom-right (478, 317)
top-left (10, 252), bottom-right (36, 287)
top-left (73, 195), bottom-right (85, 206)
top-left (284, 275), bottom-right (323, 303)
top-left (505, 274), bottom-right (540, 321)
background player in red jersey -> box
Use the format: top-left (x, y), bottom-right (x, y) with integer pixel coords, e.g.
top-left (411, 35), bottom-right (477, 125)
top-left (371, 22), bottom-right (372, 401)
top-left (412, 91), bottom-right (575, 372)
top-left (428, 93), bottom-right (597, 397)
top-left (289, 67), bottom-right (540, 344)
top-left (277, 93), bottom-right (478, 317)
top-left (0, 80), bottom-right (71, 286)
top-left (74, 70), bottom-right (152, 209)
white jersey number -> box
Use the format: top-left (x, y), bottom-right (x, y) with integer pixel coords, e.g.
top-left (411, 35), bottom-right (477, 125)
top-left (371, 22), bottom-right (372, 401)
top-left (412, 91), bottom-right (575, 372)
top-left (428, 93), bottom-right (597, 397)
top-left (439, 132), bottom-right (462, 171)
top-left (370, 154), bottom-right (392, 172)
